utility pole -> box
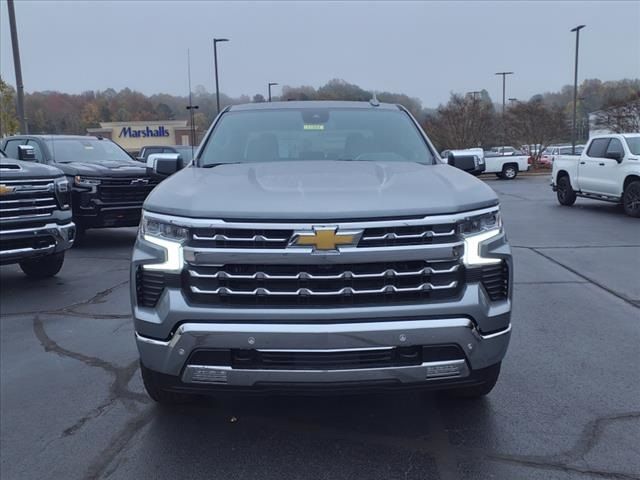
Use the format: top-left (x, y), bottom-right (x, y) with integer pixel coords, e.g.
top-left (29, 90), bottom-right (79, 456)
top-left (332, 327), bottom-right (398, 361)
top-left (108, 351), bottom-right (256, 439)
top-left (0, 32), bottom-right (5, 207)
top-left (467, 91), bottom-right (482, 101)
top-left (7, 0), bottom-right (26, 133)
top-left (495, 72), bottom-right (514, 146)
top-left (213, 38), bottom-right (229, 115)
top-left (186, 50), bottom-right (199, 157)
top-left (268, 82), bottom-right (279, 102)
top-left (571, 25), bottom-right (586, 155)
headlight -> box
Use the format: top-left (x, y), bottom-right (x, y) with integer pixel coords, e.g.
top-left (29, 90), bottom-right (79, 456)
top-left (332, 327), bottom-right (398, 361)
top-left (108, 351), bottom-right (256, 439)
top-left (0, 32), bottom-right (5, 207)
top-left (140, 213), bottom-right (189, 272)
top-left (54, 177), bottom-right (70, 209)
top-left (459, 210), bottom-right (502, 266)
top-left (74, 176), bottom-right (101, 187)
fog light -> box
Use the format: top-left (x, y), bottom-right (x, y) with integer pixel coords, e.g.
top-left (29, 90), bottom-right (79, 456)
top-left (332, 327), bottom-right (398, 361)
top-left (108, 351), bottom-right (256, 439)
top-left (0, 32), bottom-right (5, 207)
top-left (426, 363), bottom-right (463, 378)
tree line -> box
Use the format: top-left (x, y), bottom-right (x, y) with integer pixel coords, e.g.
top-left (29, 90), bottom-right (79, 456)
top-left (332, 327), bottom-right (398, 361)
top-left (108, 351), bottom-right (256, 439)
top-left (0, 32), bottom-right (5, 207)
top-left (1, 76), bottom-right (638, 156)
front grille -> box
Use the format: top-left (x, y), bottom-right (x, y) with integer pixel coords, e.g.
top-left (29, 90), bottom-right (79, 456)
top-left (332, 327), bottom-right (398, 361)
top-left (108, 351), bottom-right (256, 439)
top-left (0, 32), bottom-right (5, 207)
top-left (186, 259), bottom-right (462, 307)
top-left (187, 222), bottom-right (461, 250)
top-left (0, 235), bottom-right (55, 252)
top-left (0, 178), bottom-right (57, 221)
top-left (136, 268), bottom-right (165, 307)
top-left (466, 262), bottom-right (509, 301)
top-left (98, 177), bottom-right (157, 204)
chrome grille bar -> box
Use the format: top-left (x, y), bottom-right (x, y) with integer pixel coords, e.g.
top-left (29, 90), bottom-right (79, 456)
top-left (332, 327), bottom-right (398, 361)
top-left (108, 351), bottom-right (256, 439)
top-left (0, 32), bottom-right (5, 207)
top-left (361, 229), bottom-right (456, 241)
top-left (191, 281), bottom-right (458, 297)
top-left (188, 264), bottom-right (459, 280)
top-left (193, 233), bottom-right (289, 243)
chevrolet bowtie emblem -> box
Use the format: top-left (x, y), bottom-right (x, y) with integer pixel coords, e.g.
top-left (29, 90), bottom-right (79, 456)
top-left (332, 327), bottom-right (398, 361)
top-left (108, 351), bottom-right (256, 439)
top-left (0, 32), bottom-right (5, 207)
top-left (0, 184), bottom-right (16, 196)
top-left (290, 227), bottom-right (362, 252)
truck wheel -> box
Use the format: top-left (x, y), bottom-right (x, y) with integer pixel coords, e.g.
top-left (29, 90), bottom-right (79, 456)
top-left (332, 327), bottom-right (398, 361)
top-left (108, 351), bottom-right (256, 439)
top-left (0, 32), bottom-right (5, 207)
top-left (502, 164), bottom-right (518, 180)
top-left (622, 181), bottom-right (640, 217)
top-left (446, 362), bottom-right (501, 399)
top-left (556, 176), bottom-right (577, 206)
top-left (140, 362), bottom-right (197, 405)
top-left (19, 252), bottom-right (65, 278)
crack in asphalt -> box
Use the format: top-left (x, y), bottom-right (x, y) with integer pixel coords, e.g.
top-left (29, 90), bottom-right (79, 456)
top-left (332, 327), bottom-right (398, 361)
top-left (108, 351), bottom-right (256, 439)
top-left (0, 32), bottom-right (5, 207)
top-left (2, 279), bottom-right (132, 319)
top-left (233, 403), bottom-right (640, 480)
top-left (84, 408), bottom-right (155, 480)
top-left (529, 248), bottom-right (639, 309)
top-left (32, 315), bottom-right (149, 429)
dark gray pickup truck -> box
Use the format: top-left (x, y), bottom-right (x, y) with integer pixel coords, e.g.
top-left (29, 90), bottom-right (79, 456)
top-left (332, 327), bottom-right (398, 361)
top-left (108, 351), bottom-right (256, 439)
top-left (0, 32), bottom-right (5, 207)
top-left (131, 101), bottom-right (513, 404)
top-left (0, 147), bottom-right (75, 277)
top-left (1, 135), bottom-right (158, 236)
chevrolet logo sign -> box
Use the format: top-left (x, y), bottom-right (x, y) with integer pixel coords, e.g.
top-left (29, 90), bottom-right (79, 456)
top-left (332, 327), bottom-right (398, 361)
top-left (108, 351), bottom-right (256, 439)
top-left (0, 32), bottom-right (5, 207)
top-left (0, 184), bottom-right (16, 196)
top-left (289, 227), bottom-right (362, 252)
top-left (130, 178), bottom-right (149, 185)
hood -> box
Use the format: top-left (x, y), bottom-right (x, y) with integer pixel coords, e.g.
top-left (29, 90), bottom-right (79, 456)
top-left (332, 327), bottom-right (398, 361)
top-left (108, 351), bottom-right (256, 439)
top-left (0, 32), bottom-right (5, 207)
top-left (55, 159), bottom-right (147, 177)
top-left (0, 158), bottom-right (65, 180)
top-left (144, 161), bottom-right (498, 220)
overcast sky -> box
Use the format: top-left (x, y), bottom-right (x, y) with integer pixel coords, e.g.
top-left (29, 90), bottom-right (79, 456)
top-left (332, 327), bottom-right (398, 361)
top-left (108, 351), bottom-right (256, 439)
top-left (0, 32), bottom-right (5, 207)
top-left (1, 1), bottom-right (639, 107)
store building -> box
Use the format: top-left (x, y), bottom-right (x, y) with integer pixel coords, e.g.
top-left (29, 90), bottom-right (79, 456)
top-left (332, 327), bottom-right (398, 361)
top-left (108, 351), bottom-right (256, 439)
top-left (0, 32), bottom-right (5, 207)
top-left (87, 120), bottom-right (197, 154)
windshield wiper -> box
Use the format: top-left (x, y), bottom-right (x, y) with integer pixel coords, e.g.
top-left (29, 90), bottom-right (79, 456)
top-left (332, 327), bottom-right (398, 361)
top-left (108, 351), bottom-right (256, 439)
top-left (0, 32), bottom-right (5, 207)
top-left (201, 162), bottom-right (242, 168)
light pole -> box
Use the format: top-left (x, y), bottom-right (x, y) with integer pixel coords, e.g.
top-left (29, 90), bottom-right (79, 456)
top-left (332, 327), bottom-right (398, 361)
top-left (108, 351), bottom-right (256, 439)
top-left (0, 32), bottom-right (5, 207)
top-left (571, 25), bottom-right (585, 155)
top-left (268, 82), bottom-right (279, 102)
top-left (213, 38), bottom-right (229, 115)
top-left (508, 97), bottom-right (518, 105)
top-left (7, 0), bottom-right (26, 133)
top-left (495, 71), bottom-right (514, 146)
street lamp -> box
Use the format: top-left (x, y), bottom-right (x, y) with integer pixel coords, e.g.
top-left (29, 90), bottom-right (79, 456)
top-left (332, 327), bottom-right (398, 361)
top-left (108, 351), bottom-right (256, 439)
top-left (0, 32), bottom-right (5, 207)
top-left (213, 38), bottom-right (229, 115)
top-left (495, 72), bottom-right (514, 146)
top-left (508, 98), bottom-right (518, 105)
top-left (571, 25), bottom-right (586, 155)
top-left (268, 82), bottom-right (279, 102)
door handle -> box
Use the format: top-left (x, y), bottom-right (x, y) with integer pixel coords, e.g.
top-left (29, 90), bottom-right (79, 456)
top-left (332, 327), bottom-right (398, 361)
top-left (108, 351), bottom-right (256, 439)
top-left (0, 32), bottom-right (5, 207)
top-left (579, 161), bottom-right (586, 165)
top-left (599, 162), bottom-right (605, 166)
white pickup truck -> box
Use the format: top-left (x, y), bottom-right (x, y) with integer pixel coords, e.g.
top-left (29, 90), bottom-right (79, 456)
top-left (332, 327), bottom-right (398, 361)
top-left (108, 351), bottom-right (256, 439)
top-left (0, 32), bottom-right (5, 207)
top-left (483, 152), bottom-right (530, 179)
top-left (551, 133), bottom-right (640, 217)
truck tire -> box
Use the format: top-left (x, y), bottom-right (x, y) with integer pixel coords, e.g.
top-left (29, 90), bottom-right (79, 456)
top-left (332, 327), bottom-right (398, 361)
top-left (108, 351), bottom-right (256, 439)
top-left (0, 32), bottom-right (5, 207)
top-left (19, 252), bottom-right (65, 278)
top-left (556, 176), bottom-right (577, 206)
top-left (501, 164), bottom-right (518, 180)
top-left (622, 181), bottom-right (640, 217)
top-left (140, 362), bottom-right (197, 405)
top-left (446, 362), bottom-right (501, 399)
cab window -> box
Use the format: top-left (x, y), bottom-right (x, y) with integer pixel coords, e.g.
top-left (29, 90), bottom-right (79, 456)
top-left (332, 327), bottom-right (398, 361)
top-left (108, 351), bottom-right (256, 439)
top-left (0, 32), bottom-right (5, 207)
top-left (26, 140), bottom-right (45, 162)
top-left (3, 139), bottom-right (26, 159)
top-left (587, 138), bottom-right (610, 158)
top-left (605, 139), bottom-right (624, 158)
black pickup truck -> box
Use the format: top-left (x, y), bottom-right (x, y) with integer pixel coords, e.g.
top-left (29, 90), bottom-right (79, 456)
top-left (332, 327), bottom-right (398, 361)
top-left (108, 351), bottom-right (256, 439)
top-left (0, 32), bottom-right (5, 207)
top-left (0, 147), bottom-right (75, 277)
top-left (1, 136), bottom-right (159, 235)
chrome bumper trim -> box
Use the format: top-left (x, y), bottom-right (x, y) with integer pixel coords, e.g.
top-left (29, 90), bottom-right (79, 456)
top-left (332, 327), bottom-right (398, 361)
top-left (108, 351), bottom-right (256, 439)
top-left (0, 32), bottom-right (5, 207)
top-left (181, 359), bottom-right (469, 385)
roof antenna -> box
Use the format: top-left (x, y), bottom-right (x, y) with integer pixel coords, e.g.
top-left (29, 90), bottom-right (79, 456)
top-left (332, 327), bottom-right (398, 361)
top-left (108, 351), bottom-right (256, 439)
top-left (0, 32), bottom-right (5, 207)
top-left (369, 91), bottom-right (380, 107)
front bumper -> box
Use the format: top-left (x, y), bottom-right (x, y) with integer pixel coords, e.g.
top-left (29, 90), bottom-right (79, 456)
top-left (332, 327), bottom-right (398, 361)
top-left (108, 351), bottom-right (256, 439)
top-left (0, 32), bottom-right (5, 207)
top-left (72, 189), bottom-right (143, 228)
top-left (0, 221), bottom-right (75, 265)
top-left (136, 318), bottom-right (510, 391)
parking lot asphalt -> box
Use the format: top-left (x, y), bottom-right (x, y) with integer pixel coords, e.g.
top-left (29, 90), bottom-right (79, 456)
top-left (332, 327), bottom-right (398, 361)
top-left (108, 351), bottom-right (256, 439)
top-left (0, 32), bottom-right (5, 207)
top-left (1, 176), bottom-right (639, 480)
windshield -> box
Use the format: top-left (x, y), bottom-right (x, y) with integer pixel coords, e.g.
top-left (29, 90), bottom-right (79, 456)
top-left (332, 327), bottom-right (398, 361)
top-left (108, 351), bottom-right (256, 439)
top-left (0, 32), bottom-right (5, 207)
top-left (45, 138), bottom-right (132, 163)
top-left (0, 149), bottom-right (6, 158)
top-left (624, 136), bottom-right (640, 155)
top-left (198, 108), bottom-right (435, 166)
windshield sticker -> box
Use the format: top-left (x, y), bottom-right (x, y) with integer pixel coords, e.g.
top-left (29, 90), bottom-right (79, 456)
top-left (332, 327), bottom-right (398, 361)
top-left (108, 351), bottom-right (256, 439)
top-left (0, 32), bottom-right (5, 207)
top-left (303, 124), bottom-right (324, 131)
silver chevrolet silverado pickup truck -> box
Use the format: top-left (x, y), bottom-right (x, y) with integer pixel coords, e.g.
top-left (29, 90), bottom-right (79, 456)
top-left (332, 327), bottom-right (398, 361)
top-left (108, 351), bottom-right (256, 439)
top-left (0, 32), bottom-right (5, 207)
top-left (131, 101), bottom-right (512, 404)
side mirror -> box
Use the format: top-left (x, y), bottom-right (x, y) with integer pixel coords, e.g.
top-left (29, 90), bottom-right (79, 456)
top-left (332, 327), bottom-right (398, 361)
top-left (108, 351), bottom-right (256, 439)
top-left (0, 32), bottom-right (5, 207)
top-left (448, 154), bottom-right (477, 173)
top-left (605, 151), bottom-right (624, 163)
top-left (135, 156), bottom-right (145, 162)
top-left (147, 153), bottom-right (184, 178)
top-left (17, 144), bottom-right (36, 161)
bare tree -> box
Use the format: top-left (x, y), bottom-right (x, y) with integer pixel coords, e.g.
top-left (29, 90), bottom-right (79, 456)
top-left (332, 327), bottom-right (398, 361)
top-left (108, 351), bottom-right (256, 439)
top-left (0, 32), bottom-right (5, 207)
top-left (506, 99), bottom-right (568, 166)
top-left (423, 93), bottom-right (498, 151)
top-left (593, 96), bottom-right (640, 133)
